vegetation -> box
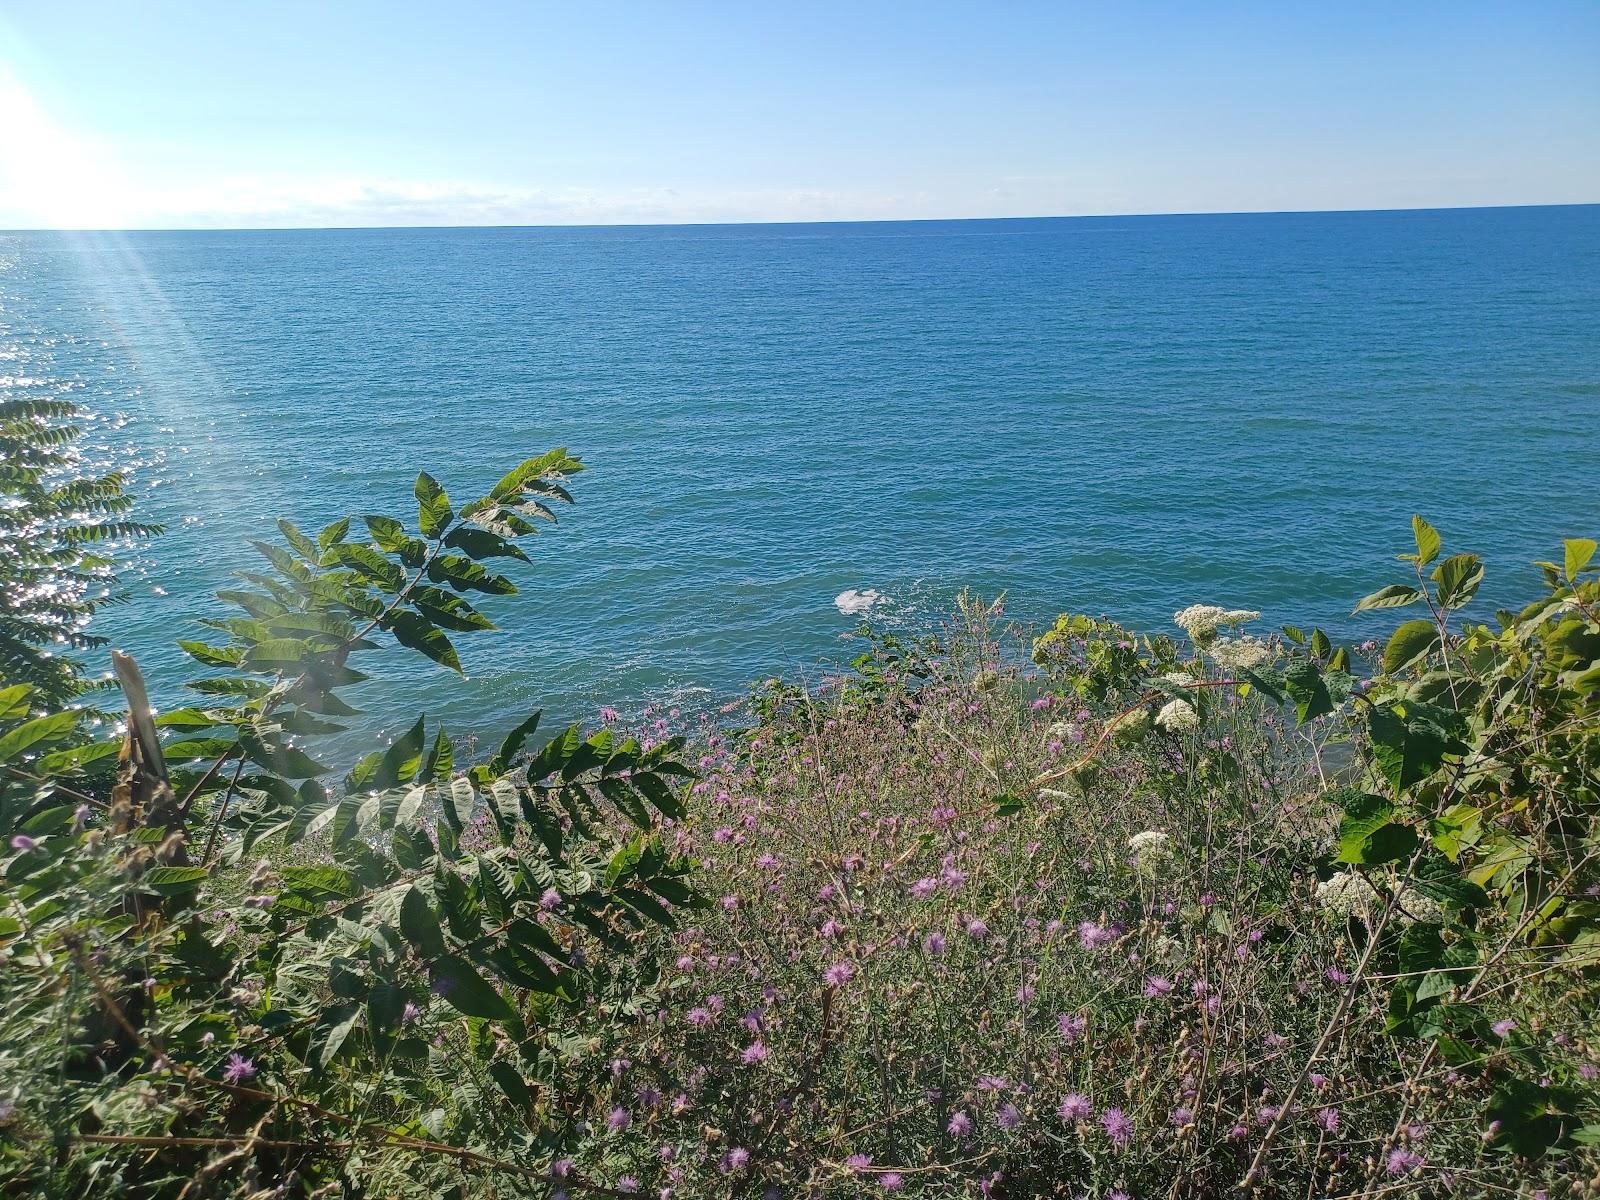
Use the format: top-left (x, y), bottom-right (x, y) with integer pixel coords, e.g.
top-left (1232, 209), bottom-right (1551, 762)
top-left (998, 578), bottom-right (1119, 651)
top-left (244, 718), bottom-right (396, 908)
top-left (2, 403), bottom-right (1597, 1198)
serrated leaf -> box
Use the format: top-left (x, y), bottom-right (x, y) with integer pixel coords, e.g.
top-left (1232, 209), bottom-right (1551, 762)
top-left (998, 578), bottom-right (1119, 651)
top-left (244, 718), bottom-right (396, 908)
top-left (142, 866), bottom-right (210, 894)
top-left (1353, 584), bottom-right (1424, 613)
top-left (415, 472), bottom-right (453, 539)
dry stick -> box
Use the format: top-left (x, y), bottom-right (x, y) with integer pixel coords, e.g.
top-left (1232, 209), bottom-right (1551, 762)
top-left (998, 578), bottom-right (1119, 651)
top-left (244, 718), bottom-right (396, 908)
top-left (198, 752), bottom-right (249, 866)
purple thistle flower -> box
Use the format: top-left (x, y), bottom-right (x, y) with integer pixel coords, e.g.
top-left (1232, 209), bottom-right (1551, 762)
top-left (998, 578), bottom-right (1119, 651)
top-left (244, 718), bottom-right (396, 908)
top-left (607, 1105), bottom-right (631, 1132)
top-left (1172, 1106), bottom-right (1195, 1127)
top-left (1078, 920), bottom-right (1114, 950)
top-left (1317, 1107), bottom-right (1341, 1132)
top-left (947, 1110), bottom-right (973, 1136)
top-left (1386, 1148), bottom-right (1423, 1176)
top-left (965, 917), bottom-right (989, 939)
top-left (824, 961), bottom-right (855, 987)
top-left (741, 1041), bottom-right (770, 1065)
top-left (1143, 975), bottom-right (1173, 998)
top-left (221, 1053), bottom-right (256, 1084)
top-left (1100, 1107), bottom-right (1134, 1148)
top-left (539, 887), bottom-right (562, 911)
top-left (687, 1007), bottom-right (713, 1027)
top-left (402, 1001), bottom-right (422, 1024)
top-left (723, 1146), bottom-right (750, 1172)
top-left (1058, 1092), bottom-right (1092, 1121)
top-left (922, 931), bottom-right (946, 955)
top-left (846, 1154), bottom-right (872, 1173)
top-left (1058, 1013), bottom-right (1086, 1042)
top-left (911, 877), bottom-right (938, 899)
top-left (997, 1103), bottom-right (1022, 1130)
top-left (9, 834), bottom-right (37, 853)
top-left (880, 1173), bottom-right (904, 1192)
top-left (1492, 1018), bottom-right (1517, 1038)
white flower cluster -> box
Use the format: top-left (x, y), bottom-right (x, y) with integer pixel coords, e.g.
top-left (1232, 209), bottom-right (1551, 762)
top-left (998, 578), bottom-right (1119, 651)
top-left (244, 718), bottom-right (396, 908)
top-left (1128, 829), bottom-right (1173, 871)
top-left (1174, 604), bottom-right (1263, 644)
top-left (1156, 698), bottom-right (1199, 732)
top-left (1209, 635), bottom-right (1271, 671)
top-left (1316, 872), bottom-right (1376, 919)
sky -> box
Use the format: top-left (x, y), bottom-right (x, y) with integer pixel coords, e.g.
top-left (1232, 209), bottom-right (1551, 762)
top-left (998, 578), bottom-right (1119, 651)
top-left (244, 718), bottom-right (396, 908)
top-left (1, 1), bottom-right (1597, 229)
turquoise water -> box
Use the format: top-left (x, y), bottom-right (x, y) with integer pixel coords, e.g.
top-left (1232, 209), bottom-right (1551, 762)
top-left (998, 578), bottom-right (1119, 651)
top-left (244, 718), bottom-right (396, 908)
top-left (2, 207), bottom-right (1598, 741)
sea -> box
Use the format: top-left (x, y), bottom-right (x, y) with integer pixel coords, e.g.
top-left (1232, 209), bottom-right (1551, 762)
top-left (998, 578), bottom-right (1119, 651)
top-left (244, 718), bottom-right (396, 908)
top-left (2, 206), bottom-right (1597, 746)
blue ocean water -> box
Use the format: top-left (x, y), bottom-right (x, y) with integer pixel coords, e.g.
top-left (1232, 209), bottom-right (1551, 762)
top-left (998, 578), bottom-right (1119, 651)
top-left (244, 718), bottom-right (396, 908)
top-left (2, 207), bottom-right (1597, 743)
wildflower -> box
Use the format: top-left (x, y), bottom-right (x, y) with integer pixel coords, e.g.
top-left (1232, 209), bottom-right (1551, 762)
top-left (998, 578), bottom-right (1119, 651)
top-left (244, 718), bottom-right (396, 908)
top-left (1316, 873), bottom-right (1375, 920)
top-left (846, 1154), bottom-right (872, 1173)
top-left (723, 1147), bottom-right (750, 1172)
top-left (947, 1110), bottom-right (973, 1136)
top-left (997, 1103), bottom-right (1022, 1130)
top-left (965, 918), bottom-right (989, 940)
top-left (1128, 829), bottom-right (1172, 870)
top-left (1058, 1093), bottom-right (1092, 1121)
top-left (1100, 1107), bottom-right (1134, 1148)
top-left (1030, 696), bottom-right (1052, 711)
top-left (1228, 1124), bottom-right (1248, 1140)
top-left (221, 1053), bottom-right (256, 1084)
top-left (1143, 975), bottom-right (1173, 999)
top-left (741, 1041), bottom-right (770, 1065)
top-left (1386, 1148), bottom-right (1423, 1176)
top-left (1210, 635), bottom-right (1270, 670)
top-left (824, 962), bottom-right (855, 987)
top-left (922, 931), bottom-right (946, 955)
top-left (687, 1007), bottom-right (713, 1027)
top-left (8, 834), bottom-right (38, 853)
top-left (1109, 708), bottom-right (1151, 743)
top-left (1325, 966), bottom-right (1351, 984)
top-left (539, 888), bottom-right (562, 911)
top-left (880, 1174), bottom-right (904, 1192)
top-left (1317, 1107), bottom-right (1341, 1132)
top-left (600, 706), bottom-right (619, 722)
top-left (1078, 920), bottom-right (1115, 950)
top-left (721, 894), bottom-right (738, 910)
top-left (1172, 1106), bottom-right (1195, 1127)
top-left (1174, 605), bottom-right (1261, 644)
top-left (911, 877), bottom-right (939, 899)
top-left (607, 1106), bottom-right (631, 1132)
top-left (402, 1001), bottom-right (422, 1023)
top-left (1155, 698), bottom-right (1199, 732)
top-left (1058, 1013), bottom-right (1086, 1042)
top-left (1492, 1018), bottom-right (1517, 1038)
top-left (618, 1178), bottom-right (639, 1194)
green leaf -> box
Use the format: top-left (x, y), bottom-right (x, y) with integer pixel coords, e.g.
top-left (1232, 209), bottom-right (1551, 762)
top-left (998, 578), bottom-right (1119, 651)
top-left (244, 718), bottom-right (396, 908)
top-left (323, 543), bottom-right (404, 592)
top-left (0, 684), bottom-right (34, 721)
top-left (399, 886), bottom-right (447, 957)
top-left (443, 525), bottom-right (529, 562)
top-left (1283, 659), bottom-right (1334, 726)
top-left (490, 711), bottom-right (542, 776)
top-left (317, 516), bottom-right (351, 550)
top-left (279, 865), bottom-right (357, 901)
top-left (374, 716), bottom-right (428, 789)
top-left (277, 519), bottom-right (320, 563)
top-left (384, 612), bottom-right (462, 674)
top-left (310, 1001), bottom-right (361, 1073)
top-left (1564, 537), bottom-right (1597, 581)
top-left (415, 472), bottom-right (453, 540)
top-left (1353, 584), bottom-right (1423, 614)
top-left (1486, 1079), bottom-right (1578, 1158)
top-left (1431, 554), bottom-right (1484, 610)
top-left (142, 866), bottom-right (210, 895)
top-left (426, 554), bottom-right (515, 595)
top-left (432, 955), bottom-right (514, 1022)
top-left (1382, 620), bottom-right (1439, 674)
top-left (1412, 515), bottom-right (1441, 566)
top-left (0, 710), bottom-right (78, 762)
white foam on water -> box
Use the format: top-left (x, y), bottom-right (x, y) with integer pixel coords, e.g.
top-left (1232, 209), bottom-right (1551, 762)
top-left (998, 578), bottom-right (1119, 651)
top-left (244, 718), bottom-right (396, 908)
top-left (834, 588), bottom-right (884, 616)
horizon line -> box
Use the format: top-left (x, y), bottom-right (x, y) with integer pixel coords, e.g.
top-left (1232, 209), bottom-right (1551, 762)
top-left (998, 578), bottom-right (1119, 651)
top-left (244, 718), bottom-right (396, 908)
top-left (3, 199), bottom-right (1596, 236)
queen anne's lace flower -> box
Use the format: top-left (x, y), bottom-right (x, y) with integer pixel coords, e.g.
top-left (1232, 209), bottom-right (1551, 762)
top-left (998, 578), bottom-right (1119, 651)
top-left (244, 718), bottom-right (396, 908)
top-left (1210, 636), bottom-right (1270, 671)
top-left (1156, 698), bottom-right (1199, 732)
top-left (1128, 830), bottom-right (1172, 871)
top-left (1174, 605), bottom-right (1262, 644)
top-left (1316, 872), bottom-right (1376, 919)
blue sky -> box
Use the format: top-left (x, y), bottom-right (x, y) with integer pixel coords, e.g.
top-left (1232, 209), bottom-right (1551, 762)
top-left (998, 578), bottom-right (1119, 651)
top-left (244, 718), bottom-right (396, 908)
top-left (2, 1), bottom-right (1596, 228)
